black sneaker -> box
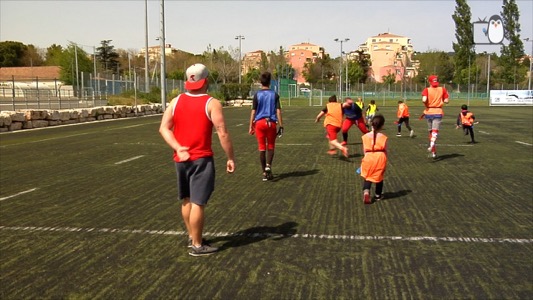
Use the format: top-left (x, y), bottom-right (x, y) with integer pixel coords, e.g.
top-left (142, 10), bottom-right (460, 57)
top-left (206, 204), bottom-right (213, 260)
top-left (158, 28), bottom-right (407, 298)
top-left (264, 165), bottom-right (273, 180)
top-left (189, 244), bottom-right (219, 257)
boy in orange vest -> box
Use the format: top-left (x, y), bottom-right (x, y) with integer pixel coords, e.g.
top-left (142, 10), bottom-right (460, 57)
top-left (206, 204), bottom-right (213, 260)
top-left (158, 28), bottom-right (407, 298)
top-left (456, 104), bottom-right (476, 144)
top-left (395, 100), bottom-right (414, 137)
top-left (315, 95), bottom-right (349, 157)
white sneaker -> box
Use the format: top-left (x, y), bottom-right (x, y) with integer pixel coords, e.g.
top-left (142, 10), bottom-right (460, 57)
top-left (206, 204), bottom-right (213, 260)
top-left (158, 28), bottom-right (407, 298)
top-left (410, 130), bottom-right (414, 137)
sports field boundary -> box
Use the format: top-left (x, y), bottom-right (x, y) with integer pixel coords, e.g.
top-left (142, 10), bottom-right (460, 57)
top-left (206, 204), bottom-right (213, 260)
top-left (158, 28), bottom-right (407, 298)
top-left (2, 225), bottom-right (531, 245)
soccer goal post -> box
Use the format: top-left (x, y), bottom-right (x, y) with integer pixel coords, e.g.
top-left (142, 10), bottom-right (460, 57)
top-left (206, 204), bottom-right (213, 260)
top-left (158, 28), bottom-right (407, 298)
top-left (310, 89), bottom-right (323, 106)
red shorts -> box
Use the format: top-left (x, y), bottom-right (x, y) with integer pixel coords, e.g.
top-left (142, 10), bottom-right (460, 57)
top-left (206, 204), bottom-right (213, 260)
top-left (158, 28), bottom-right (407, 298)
top-left (254, 118), bottom-right (277, 151)
top-left (325, 124), bottom-right (341, 141)
top-left (342, 118), bottom-right (369, 134)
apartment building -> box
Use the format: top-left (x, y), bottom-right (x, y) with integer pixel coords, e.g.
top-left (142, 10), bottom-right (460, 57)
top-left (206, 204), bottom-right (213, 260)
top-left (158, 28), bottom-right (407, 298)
top-left (357, 32), bottom-right (418, 83)
top-left (287, 42), bottom-right (325, 84)
top-left (242, 50), bottom-right (265, 74)
top-left (139, 44), bottom-right (176, 61)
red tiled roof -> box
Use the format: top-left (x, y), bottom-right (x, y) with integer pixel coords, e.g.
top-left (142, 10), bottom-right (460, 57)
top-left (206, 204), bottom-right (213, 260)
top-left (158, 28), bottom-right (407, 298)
top-left (0, 66), bottom-right (61, 81)
top-left (372, 33), bottom-right (406, 38)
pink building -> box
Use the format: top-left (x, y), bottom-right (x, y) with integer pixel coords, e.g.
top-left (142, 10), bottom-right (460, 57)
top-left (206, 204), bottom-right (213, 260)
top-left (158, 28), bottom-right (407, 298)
top-left (287, 42), bottom-right (325, 84)
top-left (357, 32), bottom-right (417, 83)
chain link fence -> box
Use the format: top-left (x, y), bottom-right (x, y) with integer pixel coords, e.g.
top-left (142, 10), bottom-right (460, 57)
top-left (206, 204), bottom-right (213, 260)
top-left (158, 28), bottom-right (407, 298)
top-left (0, 71), bottom-right (184, 112)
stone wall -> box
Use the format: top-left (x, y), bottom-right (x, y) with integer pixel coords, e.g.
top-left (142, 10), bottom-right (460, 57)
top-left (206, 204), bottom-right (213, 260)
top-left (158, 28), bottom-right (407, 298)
top-left (0, 104), bottom-right (163, 132)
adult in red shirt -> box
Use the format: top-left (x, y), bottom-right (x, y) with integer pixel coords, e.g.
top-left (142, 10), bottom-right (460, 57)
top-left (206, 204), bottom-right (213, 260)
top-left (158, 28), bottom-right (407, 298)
top-left (422, 75), bottom-right (449, 158)
top-left (159, 63), bottom-right (235, 257)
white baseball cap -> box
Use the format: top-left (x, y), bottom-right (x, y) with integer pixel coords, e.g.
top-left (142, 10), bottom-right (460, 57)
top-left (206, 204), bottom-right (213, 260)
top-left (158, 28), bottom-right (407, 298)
top-left (185, 63), bottom-right (209, 90)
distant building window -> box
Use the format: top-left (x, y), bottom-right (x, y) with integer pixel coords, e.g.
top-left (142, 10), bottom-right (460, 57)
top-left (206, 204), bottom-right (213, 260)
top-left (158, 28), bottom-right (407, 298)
top-left (389, 39), bottom-right (393, 42)
top-left (373, 45), bottom-right (378, 50)
top-left (372, 39), bottom-right (376, 42)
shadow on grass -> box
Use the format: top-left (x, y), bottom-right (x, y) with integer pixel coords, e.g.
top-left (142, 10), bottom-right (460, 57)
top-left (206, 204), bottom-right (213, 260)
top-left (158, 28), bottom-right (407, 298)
top-left (432, 153), bottom-right (465, 162)
top-left (209, 221), bottom-right (299, 252)
top-left (379, 189), bottom-right (413, 202)
top-left (274, 169), bottom-right (320, 181)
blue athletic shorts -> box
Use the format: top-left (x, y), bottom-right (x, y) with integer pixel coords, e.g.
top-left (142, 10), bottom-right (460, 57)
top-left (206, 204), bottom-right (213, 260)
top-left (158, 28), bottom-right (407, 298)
top-left (175, 157), bottom-right (215, 205)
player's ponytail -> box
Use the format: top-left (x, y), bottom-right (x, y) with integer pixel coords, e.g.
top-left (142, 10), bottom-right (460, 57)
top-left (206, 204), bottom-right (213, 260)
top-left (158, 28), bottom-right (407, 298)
top-left (370, 114), bottom-right (386, 150)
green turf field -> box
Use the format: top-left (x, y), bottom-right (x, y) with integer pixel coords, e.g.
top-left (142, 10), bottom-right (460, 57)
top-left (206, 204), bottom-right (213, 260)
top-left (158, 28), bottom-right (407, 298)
top-left (1, 104), bottom-right (532, 299)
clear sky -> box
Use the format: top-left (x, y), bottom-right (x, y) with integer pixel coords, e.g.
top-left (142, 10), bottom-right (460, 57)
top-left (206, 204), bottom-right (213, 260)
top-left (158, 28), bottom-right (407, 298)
top-left (1, 0), bottom-right (532, 57)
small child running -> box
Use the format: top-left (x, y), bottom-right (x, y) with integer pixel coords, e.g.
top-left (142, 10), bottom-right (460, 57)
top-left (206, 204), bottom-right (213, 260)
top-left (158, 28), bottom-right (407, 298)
top-left (396, 100), bottom-right (414, 137)
top-left (456, 104), bottom-right (476, 144)
top-left (315, 95), bottom-right (349, 157)
top-left (360, 114), bottom-right (388, 204)
top-left (365, 100), bottom-right (379, 130)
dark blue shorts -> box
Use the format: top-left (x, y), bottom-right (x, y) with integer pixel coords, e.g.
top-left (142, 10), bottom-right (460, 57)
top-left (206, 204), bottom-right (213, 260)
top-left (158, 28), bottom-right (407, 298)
top-left (175, 157), bottom-right (215, 205)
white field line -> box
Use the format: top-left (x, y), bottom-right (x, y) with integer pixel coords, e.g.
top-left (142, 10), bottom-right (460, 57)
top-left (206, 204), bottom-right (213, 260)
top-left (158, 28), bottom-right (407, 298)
top-left (235, 124), bottom-right (244, 127)
top-left (276, 143), bottom-right (313, 146)
top-left (515, 141), bottom-right (533, 146)
top-left (478, 131), bottom-right (491, 135)
top-left (113, 142), bottom-right (160, 146)
top-left (0, 120), bottom-right (160, 148)
top-left (114, 155), bottom-right (145, 165)
top-left (0, 188), bottom-right (38, 201)
top-left (418, 144), bottom-right (473, 147)
top-left (0, 225), bottom-right (531, 244)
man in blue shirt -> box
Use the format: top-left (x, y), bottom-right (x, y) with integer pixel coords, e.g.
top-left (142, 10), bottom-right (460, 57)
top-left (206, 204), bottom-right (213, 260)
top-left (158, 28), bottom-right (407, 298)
top-left (249, 72), bottom-right (284, 181)
top-left (341, 97), bottom-right (369, 145)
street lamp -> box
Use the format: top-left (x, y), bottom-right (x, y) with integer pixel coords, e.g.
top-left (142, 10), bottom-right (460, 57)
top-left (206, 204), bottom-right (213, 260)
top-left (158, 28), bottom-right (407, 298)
top-left (235, 35), bottom-right (245, 84)
top-left (334, 38), bottom-right (349, 98)
top-left (159, 0), bottom-right (167, 109)
top-left (343, 51), bottom-right (349, 95)
top-left (524, 38), bottom-right (533, 91)
top-left (484, 51), bottom-right (491, 99)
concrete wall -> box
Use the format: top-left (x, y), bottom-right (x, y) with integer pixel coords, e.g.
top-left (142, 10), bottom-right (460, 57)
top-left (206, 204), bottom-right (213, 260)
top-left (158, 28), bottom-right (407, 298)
top-left (0, 104), bottom-right (163, 132)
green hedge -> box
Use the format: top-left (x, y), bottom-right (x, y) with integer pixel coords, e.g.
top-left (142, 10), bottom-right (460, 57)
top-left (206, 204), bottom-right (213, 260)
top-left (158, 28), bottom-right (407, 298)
top-left (220, 83), bottom-right (251, 101)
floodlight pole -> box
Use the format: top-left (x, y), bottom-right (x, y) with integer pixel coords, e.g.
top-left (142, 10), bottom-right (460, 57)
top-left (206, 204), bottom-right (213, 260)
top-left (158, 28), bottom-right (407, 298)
top-left (74, 43), bottom-right (80, 98)
top-left (524, 38), bottom-right (532, 91)
top-left (144, 0), bottom-right (150, 93)
top-left (159, 0), bottom-right (167, 108)
top-left (235, 35), bottom-right (245, 84)
top-left (334, 38), bottom-right (349, 99)
top-left (467, 54), bottom-right (471, 106)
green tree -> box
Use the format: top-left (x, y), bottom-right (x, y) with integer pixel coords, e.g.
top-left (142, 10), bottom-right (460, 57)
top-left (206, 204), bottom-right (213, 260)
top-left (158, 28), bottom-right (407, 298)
top-left (210, 47), bottom-right (237, 84)
top-left (20, 44), bottom-right (44, 67)
top-left (0, 41), bottom-right (28, 67)
top-left (414, 51), bottom-right (454, 86)
top-left (347, 61), bottom-right (366, 85)
top-left (452, 0), bottom-right (475, 85)
top-left (96, 40), bottom-right (119, 74)
top-left (59, 43), bottom-right (93, 85)
top-left (347, 50), bottom-right (371, 84)
top-left (382, 72), bottom-right (396, 86)
top-left (44, 44), bottom-right (64, 66)
top-left (497, 0), bottom-right (526, 86)
top-left (243, 68), bottom-right (260, 84)
top-left (302, 55), bottom-right (335, 89)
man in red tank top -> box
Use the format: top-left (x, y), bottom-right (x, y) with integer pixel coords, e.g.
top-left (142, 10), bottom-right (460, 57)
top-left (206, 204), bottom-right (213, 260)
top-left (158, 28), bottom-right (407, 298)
top-left (160, 63), bottom-right (235, 257)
